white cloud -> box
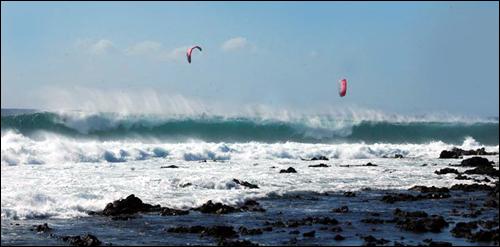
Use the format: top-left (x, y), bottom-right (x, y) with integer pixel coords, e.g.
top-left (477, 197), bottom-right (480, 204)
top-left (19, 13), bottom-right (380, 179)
top-left (125, 41), bottom-right (162, 56)
top-left (75, 39), bottom-right (115, 55)
top-left (159, 46), bottom-right (190, 62)
top-left (89, 39), bottom-right (114, 55)
top-left (221, 37), bottom-right (248, 52)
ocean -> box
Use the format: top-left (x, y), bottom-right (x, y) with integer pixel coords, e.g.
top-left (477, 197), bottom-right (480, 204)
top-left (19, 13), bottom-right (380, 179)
top-left (1, 108), bottom-right (499, 245)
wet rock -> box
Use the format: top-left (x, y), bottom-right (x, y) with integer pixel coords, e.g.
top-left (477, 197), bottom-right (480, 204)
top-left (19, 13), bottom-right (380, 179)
top-left (334, 234), bottom-right (345, 241)
top-left (381, 192), bottom-right (450, 203)
top-left (201, 226), bottom-right (238, 239)
top-left (195, 200), bottom-right (239, 214)
top-left (344, 192), bottom-right (356, 197)
top-left (179, 183), bottom-right (192, 188)
top-left (393, 209), bottom-right (448, 233)
top-left (279, 167), bottom-right (297, 173)
top-left (409, 186), bottom-right (449, 193)
top-left (362, 235), bottom-right (390, 246)
top-left (238, 227), bottom-right (263, 235)
top-left (61, 234), bottom-right (102, 246)
top-left (382, 194), bottom-right (415, 203)
top-left (469, 229), bottom-right (499, 242)
top-left (439, 150), bottom-right (460, 159)
top-left (479, 220), bottom-right (499, 229)
top-left (455, 174), bottom-right (470, 180)
top-left (450, 221), bottom-right (478, 238)
top-left (308, 163), bottom-right (330, 168)
top-left (218, 239), bottom-right (259, 246)
top-left (439, 147), bottom-right (497, 159)
top-left (311, 156), bottom-right (329, 161)
top-left (434, 168), bottom-right (459, 175)
top-left (101, 194), bottom-right (160, 216)
top-left (332, 206), bottom-right (349, 213)
top-left (32, 223), bottom-right (51, 233)
top-left (240, 199), bottom-right (266, 212)
top-left (160, 207), bottom-right (189, 216)
top-left (232, 179), bottom-right (259, 189)
top-left (160, 165), bottom-right (179, 168)
top-left (303, 230), bottom-right (315, 237)
top-left (459, 157), bottom-right (494, 167)
top-left (450, 183), bottom-right (494, 192)
top-left (464, 166), bottom-right (499, 177)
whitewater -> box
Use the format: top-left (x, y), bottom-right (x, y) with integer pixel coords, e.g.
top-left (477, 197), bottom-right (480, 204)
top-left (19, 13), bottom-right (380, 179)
top-left (1, 109), bottom-right (499, 222)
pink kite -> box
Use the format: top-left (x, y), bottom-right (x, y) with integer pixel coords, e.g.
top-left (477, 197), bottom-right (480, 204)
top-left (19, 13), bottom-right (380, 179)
top-left (339, 78), bottom-right (347, 97)
top-left (186, 46), bottom-right (202, 63)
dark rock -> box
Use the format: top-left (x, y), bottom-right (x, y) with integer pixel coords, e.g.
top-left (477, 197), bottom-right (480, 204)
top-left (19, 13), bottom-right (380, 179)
top-left (439, 147), bottom-right (497, 159)
top-left (381, 194), bottom-right (416, 203)
top-left (344, 192), bottom-right (356, 197)
top-left (201, 226), bottom-right (238, 239)
top-left (450, 221), bottom-right (478, 238)
top-left (289, 230), bottom-right (300, 234)
top-left (460, 157), bottom-right (494, 167)
top-left (364, 162), bottom-right (378, 166)
top-left (160, 207), bottom-right (189, 216)
top-left (61, 234), bottom-right (101, 246)
top-left (362, 235), bottom-right (390, 246)
top-left (262, 226), bottom-right (273, 232)
top-left (195, 200), bottom-right (239, 214)
top-left (464, 166), bottom-right (499, 177)
top-left (393, 209), bottom-right (448, 233)
top-left (381, 192), bottom-right (450, 203)
top-left (308, 163), bottom-right (330, 168)
top-left (332, 206), bottom-right (349, 213)
top-left (101, 194), bottom-right (160, 216)
top-left (396, 216), bottom-right (448, 233)
top-left (409, 186), bottom-right (449, 193)
top-left (450, 183), bottom-right (494, 192)
top-left (394, 154), bottom-right (404, 158)
top-left (334, 234), bottom-right (345, 241)
top-left (279, 167), bottom-right (297, 173)
top-left (233, 179), bottom-right (259, 189)
top-left (303, 230), bottom-right (315, 237)
top-left (434, 168), bottom-right (459, 175)
top-left (439, 150), bottom-right (460, 159)
top-left (179, 183), bottom-right (192, 188)
top-left (160, 165), bottom-right (179, 168)
top-left (455, 174), bottom-right (470, 180)
top-left (33, 223), bottom-right (51, 233)
top-left (470, 229), bottom-right (499, 242)
top-left (240, 199), bottom-right (266, 212)
top-left (311, 156), bottom-right (329, 161)
top-left (239, 227), bottom-right (263, 235)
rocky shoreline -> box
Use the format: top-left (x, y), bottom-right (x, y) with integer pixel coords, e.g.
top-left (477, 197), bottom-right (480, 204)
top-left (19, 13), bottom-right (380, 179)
top-left (11, 149), bottom-right (500, 246)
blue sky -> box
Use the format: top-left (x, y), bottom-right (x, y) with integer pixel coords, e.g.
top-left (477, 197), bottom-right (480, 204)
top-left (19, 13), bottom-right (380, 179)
top-left (1, 2), bottom-right (499, 117)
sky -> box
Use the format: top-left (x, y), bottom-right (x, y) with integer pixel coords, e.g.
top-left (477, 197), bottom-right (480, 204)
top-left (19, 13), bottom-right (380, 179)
top-left (1, 2), bottom-right (499, 117)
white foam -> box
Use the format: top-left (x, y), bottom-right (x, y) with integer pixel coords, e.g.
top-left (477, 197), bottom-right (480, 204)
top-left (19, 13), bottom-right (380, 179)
top-left (1, 131), bottom-right (498, 220)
